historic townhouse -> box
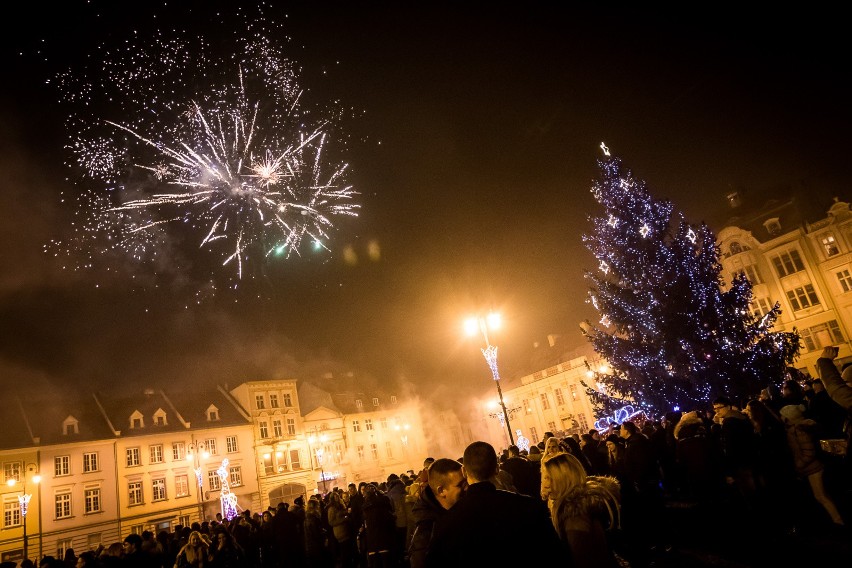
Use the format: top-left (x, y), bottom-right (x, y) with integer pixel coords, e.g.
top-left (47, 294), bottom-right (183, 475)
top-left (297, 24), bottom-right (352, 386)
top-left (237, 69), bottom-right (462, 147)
top-left (0, 387), bottom-right (256, 561)
top-left (486, 348), bottom-right (599, 450)
top-left (717, 196), bottom-right (852, 375)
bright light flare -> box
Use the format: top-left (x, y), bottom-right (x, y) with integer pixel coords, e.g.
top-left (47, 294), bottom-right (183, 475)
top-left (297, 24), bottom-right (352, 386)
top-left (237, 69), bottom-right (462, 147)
top-left (464, 317), bottom-right (480, 336)
top-left (486, 312), bottom-right (501, 330)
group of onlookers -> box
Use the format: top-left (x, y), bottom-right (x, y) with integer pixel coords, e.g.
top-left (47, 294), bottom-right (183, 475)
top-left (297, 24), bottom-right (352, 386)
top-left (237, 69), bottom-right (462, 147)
top-left (15, 348), bottom-right (852, 568)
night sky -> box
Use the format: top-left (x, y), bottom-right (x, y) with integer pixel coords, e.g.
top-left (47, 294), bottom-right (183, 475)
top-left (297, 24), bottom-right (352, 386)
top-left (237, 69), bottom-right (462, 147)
top-left (1, 2), bottom-right (849, 406)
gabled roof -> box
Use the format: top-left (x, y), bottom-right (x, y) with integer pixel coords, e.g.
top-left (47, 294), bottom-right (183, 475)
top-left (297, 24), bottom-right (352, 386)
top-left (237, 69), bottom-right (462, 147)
top-left (297, 382), bottom-right (340, 415)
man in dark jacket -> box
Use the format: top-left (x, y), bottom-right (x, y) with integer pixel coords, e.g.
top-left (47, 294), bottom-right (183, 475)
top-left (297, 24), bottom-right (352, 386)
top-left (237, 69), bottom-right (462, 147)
top-left (408, 458), bottom-right (465, 568)
top-left (425, 442), bottom-right (562, 566)
top-left (500, 445), bottom-right (540, 497)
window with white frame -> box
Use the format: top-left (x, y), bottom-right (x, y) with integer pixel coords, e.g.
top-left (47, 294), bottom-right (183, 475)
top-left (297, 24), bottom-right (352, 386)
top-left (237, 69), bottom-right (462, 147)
top-left (226, 436), bottom-right (238, 453)
top-left (128, 482), bottom-right (143, 505)
top-left (799, 320), bottom-right (845, 352)
top-left (175, 474), bottom-right (189, 497)
top-left (55, 455), bottom-right (70, 476)
top-left (126, 448), bottom-right (141, 467)
top-left (205, 439), bottom-right (217, 455)
top-left (771, 250), bottom-right (805, 277)
top-left (152, 478), bottom-right (167, 501)
top-left (530, 427), bottom-right (539, 444)
top-left (355, 399), bottom-right (363, 410)
top-left (283, 393), bottom-right (293, 407)
top-left (750, 297), bottom-right (773, 318)
top-left (289, 449), bottom-right (301, 469)
top-left (56, 538), bottom-right (73, 559)
top-left (273, 419), bottom-right (283, 437)
top-left (385, 441), bottom-right (393, 458)
top-left (207, 409), bottom-right (218, 421)
top-left (84, 487), bottom-right (101, 513)
top-left (837, 269), bottom-right (852, 292)
top-left (4, 499), bottom-right (20, 527)
top-left (365, 419), bottom-right (374, 431)
top-left (269, 394), bottom-right (280, 408)
top-left (173, 442), bottom-right (187, 461)
top-left (370, 443), bottom-right (378, 460)
top-left (55, 492), bottom-right (72, 519)
top-left (570, 384), bottom-right (578, 400)
top-left (786, 284), bottom-right (820, 311)
top-left (372, 398), bottom-right (379, 407)
top-left (352, 420), bottom-right (361, 432)
top-left (554, 388), bottom-right (565, 405)
top-left (391, 396), bottom-right (398, 404)
top-left (3, 462), bottom-right (21, 484)
top-left (229, 466), bottom-right (242, 486)
top-left (259, 421), bottom-right (269, 439)
top-left (256, 395), bottom-right (266, 409)
top-left (87, 534), bottom-right (102, 550)
top-left (739, 264), bottom-right (763, 284)
top-left (822, 234), bottom-right (840, 257)
top-left (208, 470), bottom-right (221, 491)
top-left (357, 445), bottom-right (364, 461)
top-left (83, 452), bottom-right (99, 473)
top-left (540, 393), bottom-right (550, 410)
top-left (286, 418), bottom-right (296, 436)
top-left (150, 444), bottom-right (164, 464)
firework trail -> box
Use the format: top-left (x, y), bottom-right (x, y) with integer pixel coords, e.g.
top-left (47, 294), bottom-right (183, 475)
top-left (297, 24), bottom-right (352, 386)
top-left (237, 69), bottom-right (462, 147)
top-left (53, 14), bottom-right (358, 286)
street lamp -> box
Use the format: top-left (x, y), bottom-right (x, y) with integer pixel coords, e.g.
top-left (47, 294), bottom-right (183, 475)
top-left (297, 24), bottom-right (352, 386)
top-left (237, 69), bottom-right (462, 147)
top-left (7, 463), bottom-right (40, 561)
top-left (186, 440), bottom-right (210, 521)
top-left (487, 400), bottom-right (521, 447)
top-left (465, 312), bottom-right (515, 446)
top-left (307, 429), bottom-right (329, 494)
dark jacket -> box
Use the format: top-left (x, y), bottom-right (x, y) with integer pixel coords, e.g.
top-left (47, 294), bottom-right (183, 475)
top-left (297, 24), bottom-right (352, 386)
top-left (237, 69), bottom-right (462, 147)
top-left (362, 492), bottom-right (396, 553)
top-left (385, 479), bottom-right (409, 528)
top-left (408, 485), bottom-right (447, 568)
top-left (425, 481), bottom-right (562, 566)
top-left (501, 456), bottom-right (540, 497)
top-left (622, 432), bottom-right (659, 485)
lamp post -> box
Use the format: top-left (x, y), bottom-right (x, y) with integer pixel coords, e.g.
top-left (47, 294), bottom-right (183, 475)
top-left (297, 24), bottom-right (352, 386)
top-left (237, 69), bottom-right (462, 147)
top-left (487, 401), bottom-right (521, 447)
top-left (186, 440), bottom-right (210, 521)
top-left (465, 312), bottom-right (515, 446)
top-left (7, 463), bottom-right (40, 561)
top-left (307, 429), bottom-right (329, 495)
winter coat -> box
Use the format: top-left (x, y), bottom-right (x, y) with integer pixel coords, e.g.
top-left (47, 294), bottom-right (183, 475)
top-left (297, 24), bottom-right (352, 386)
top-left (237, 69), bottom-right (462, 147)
top-left (385, 479), bottom-right (409, 528)
top-left (785, 419), bottom-right (824, 477)
top-left (408, 485), bottom-right (447, 568)
top-left (327, 504), bottom-right (352, 542)
top-left (717, 411), bottom-right (756, 474)
top-left (362, 492), bottom-right (396, 553)
top-left (552, 476), bottom-right (621, 568)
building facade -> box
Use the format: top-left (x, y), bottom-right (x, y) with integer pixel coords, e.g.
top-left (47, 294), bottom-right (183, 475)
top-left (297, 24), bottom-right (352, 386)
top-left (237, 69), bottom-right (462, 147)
top-left (717, 198), bottom-right (852, 375)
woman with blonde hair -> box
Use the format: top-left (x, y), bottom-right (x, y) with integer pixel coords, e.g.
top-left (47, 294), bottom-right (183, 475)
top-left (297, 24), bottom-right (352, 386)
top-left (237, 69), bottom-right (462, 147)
top-left (174, 530), bottom-right (210, 568)
top-left (542, 452), bottom-right (621, 568)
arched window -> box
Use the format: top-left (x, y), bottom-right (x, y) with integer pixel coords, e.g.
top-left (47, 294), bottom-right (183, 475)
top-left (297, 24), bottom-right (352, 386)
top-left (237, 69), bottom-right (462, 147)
top-left (729, 242), bottom-right (743, 255)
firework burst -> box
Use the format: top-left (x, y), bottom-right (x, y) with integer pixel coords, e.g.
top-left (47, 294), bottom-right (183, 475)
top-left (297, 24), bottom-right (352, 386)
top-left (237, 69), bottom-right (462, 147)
top-left (54, 13), bottom-right (358, 288)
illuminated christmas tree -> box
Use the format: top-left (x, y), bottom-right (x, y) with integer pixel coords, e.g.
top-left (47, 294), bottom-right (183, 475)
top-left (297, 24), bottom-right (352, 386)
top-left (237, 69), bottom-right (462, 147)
top-left (582, 144), bottom-right (799, 416)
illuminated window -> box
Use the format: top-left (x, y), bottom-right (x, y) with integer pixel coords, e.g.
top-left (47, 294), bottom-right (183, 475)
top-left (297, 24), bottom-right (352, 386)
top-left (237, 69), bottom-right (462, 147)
top-left (149, 445), bottom-right (163, 464)
top-left (172, 442), bottom-right (185, 461)
top-left (230, 466), bottom-right (242, 486)
top-left (4, 462), bottom-right (21, 483)
top-left (4, 500), bottom-right (21, 527)
top-left (128, 482), bottom-right (143, 505)
top-left (152, 478), bottom-right (167, 501)
top-left (287, 418), bottom-right (296, 436)
top-left (822, 234), bottom-right (840, 257)
top-left (175, 475), bottom-right (189, 497)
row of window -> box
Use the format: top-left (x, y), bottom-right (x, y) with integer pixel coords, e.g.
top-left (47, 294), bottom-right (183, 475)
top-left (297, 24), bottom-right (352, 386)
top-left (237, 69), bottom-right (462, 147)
top-left (729, 235), bottom-right (840, 263)
top-left (354, 442), bottom-right (395, 462)
top-left (2, 467), bottom-right (244, 528)
top-left (524, 385), bottom-right (580, 413)
top-left (258, 418), bottom-right (296, 439)
top-left (354, 396), bottom-right (397, 410)
top-left (351, 415), bottom-right (404, 433)
top-left (255, 392), bottom-right (294, 410)
top-left (126, 437), bottom-right (239, 468)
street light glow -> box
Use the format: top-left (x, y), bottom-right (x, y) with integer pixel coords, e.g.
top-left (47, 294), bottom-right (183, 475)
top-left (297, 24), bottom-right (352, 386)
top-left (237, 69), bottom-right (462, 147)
top-left (464, 317), bottom-right (479, 336)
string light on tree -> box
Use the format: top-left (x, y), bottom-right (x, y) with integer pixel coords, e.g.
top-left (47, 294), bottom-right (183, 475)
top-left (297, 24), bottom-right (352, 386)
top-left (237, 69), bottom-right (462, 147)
top-left (581, 147), bottom-right (800, 416)
top-left (607, 215), bottom-right (618, 228)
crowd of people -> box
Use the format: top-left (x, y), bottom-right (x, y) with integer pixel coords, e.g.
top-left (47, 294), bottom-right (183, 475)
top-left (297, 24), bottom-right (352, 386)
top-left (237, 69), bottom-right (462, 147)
top-left (12, 348), bottom-right (852, 568)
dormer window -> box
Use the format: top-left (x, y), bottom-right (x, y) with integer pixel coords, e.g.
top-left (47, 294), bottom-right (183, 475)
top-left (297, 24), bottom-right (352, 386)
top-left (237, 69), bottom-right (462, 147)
top-left (63, 416), bottom-right (79, 435)
top-left (206, 405), bottom-right (220, 422)
top-left (372, 398), bottom-right (379, 407)
top-left (130, 410), bottom-right (144, 429)
top-left (355, 399), bottom-right (363, 410)
top-left (764, 217), bottom-right (782, 236)
top-left (390, 396), bottom-right (398, 405)
top-left (153, 408), bottom-right (168, 427)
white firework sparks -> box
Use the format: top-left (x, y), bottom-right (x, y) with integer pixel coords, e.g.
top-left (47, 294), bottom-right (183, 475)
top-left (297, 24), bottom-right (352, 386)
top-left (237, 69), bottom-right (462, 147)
top-left (55, 14), bottom-right (359, 285)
